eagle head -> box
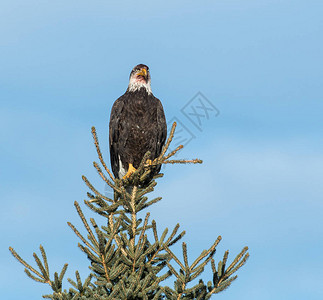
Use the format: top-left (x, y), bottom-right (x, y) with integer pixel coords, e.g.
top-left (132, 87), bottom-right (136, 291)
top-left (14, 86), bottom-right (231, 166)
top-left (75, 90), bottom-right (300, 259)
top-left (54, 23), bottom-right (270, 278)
top-left (127, 64), bottom-right (152, 94)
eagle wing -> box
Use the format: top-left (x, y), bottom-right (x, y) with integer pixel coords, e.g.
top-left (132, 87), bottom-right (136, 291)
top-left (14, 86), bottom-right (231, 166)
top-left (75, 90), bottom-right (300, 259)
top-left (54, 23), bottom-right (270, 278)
top-left (155, 96), bottom-right (167, 161)
top-left (109, 95), bottom-right (125, 179)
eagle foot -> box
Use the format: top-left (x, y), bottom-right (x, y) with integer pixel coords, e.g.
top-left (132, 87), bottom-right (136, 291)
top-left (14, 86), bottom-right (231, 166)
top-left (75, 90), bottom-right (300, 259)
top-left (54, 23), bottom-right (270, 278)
top-left (123, 163), bottom-right (137, 179)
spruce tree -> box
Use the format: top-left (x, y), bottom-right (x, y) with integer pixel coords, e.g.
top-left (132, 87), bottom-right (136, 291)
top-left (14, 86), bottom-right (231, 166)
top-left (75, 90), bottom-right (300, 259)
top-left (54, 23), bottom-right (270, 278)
top-left (9, 122), bottom-right (249, 299)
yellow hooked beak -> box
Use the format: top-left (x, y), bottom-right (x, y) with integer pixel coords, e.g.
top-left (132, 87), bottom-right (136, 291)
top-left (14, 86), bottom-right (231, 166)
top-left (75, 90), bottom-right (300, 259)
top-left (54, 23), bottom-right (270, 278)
top-left (137, 68), bottom-right (148, 79)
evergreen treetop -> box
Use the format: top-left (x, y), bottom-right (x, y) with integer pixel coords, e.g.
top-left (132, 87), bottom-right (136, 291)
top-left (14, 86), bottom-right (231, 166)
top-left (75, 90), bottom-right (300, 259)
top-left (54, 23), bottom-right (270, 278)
top-left (10, 122), bottom-right (249, 299)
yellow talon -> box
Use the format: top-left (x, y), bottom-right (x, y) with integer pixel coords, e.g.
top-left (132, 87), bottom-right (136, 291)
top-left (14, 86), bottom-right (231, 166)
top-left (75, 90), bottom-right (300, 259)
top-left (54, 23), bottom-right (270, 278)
top-left (123, 163), bottom-right (136, 179)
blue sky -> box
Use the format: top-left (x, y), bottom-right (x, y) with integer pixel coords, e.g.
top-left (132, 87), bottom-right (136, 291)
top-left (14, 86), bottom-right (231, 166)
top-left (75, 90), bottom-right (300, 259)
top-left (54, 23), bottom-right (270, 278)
top-left (1, 0), bottom-right (322, 299)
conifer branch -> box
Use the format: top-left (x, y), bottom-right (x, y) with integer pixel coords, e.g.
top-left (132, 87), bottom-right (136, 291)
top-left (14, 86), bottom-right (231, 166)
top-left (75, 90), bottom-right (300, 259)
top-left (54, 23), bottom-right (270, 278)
top-left (69, 201), bottom-right (99, 253)
top-left (9, 246), bottom-right (69, 295)
top-left (82, 175), bottom-right (114, 202)
top-left (137, 213), bottom-right (150, 248)
top-left (163, 145), bottom-right (184, 161)
top-left (149, 122), bottom-right (202, 167)
top-left (67, 222), bottom-right (98, 255)
top-left (163, 159), bottom-right (203, 165)
top-left (205, 247), bottom-right (249, 298)
top-left (92, 161), bottom-right (116, 196)
top-left (162, 236), bottom-right (248, 299)
top-left (40, 245), bottom-right (50, 275)
top-left (91, 126), bottom-right (115, 182)
top-left (101, 252), bottom-right (112, 286)
top-left (130, 186), bottom-right (138, 250)
top-left (159, 122), bottom-right (177, 159)
top-left (152, 220), bottom-right (159, 243)
top-left (9, 246), bottom-right (44, 280)
top-left (190, 236), bottom-right (222, 271)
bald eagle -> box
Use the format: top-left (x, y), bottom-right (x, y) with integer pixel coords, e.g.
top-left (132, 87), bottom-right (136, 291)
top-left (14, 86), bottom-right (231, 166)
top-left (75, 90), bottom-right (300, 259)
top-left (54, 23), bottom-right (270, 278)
top-left (109, 64), bottom-right (167, 183)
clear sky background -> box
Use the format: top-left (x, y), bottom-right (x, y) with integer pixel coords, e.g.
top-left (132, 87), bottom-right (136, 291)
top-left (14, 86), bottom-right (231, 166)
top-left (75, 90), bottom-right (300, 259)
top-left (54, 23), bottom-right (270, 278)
top-left (1, 0), bottom-right (322, 299)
